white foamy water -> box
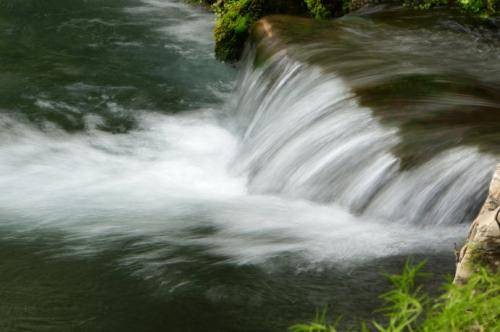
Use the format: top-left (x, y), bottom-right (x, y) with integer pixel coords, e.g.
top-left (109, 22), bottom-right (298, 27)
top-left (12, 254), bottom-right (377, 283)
top-left (232, 50), bottom-right (497, 227)
top-left (0, 109), bottom-right (467, 268)
top-left (0, 0), bottom-right (496, 277)
top-left (127, 0), bottom-right (215, 46)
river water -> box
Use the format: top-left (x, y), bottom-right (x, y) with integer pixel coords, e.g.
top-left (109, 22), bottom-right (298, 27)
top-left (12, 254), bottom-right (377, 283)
top-left (0, 1), bottom-right (498, 331)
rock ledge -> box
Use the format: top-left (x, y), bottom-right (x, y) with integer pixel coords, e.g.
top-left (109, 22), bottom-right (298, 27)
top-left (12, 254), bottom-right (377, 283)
top-left (454, 164), bottom-right (500, 284)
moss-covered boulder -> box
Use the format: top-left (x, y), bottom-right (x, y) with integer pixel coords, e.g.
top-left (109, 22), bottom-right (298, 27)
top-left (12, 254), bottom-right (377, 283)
top-left (209, 0), bottom-right (499, 62)
top-left (213, 0), bottom-right (312, 62)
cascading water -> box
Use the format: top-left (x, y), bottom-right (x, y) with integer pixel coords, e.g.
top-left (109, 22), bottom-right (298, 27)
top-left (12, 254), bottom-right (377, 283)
top-left (0, 1), bottom-right (498, 331)
top-left (232, 48), bottom-right (497, 226)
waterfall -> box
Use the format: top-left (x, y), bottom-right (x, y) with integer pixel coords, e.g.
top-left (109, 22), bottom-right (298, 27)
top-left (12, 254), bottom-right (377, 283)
top-left (229, 19), bottom-right (499, 226)
top-left (0, 2), bottom-right (498, 270)
top-left (2, 2), bottom-right (499, 330)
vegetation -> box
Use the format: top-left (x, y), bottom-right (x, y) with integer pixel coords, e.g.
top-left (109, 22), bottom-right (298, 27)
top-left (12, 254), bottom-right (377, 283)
top-left (304, 0), bottom-right (331, 19)
top-left (210, 0), bottom-right (354, 61)
top-left (403, 0), bottom-right (499, 16)
top-left (203, 0), bottom-right (499, 62)
top-left (290, 261), bottom-right (500, 332)
top-left (211, 0), bottom-right (310, 61)
top-left (213, 0), bottom-right (253, 61)
top-left (456, 0), bottom-right (498, 15)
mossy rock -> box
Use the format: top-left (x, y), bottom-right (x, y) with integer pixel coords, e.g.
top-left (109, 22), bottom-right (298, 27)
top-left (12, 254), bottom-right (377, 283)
top-left (213, 0), bottom-right (323, 62)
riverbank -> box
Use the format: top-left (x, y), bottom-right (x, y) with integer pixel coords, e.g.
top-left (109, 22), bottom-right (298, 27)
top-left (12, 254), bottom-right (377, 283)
top-left (196, 0), bottom-right (500, 62)
top-left (292, 166), bottom-right (500, 331)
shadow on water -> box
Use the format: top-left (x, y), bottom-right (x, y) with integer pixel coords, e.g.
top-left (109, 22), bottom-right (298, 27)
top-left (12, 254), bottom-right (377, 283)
top-left (0, 236), bottom-right (455, 331)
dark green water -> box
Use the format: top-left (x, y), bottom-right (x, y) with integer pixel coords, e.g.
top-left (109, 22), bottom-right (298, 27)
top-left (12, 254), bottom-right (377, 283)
top-left (0, 0), bottom-right (233, 131)
top-left (0, 1), bottom-right (496, 331)
top-left (0, 237), bottom-right (455, 331)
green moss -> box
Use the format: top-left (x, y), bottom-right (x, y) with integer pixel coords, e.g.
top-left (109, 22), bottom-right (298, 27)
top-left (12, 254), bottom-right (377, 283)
top-left (457, 0), bottom-right (498, 15)
top-left (402, 0), bottom-right (447, 10)
top-left (213, 0), bottom-right (252, 62)
top-left (208, 0), bottom-right (498, 62)
top-left (403, 0), bottom-right (499, 16)
top-left (304, 0), bottom-right (332, 19)
top-left (211, 0), bottom-right (333, 62)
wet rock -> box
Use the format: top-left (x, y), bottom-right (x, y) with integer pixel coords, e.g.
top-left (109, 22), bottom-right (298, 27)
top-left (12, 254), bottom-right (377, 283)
top-left (454, 164), bottom-right (500, 284)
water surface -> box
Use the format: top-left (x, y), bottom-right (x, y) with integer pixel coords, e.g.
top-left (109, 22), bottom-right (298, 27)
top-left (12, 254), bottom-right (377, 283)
top-left (0, 1), bottom-right (498, 331)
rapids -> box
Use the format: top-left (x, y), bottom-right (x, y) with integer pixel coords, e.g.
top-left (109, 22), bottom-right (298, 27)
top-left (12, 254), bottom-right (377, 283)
top-left (0, 0), bottom-right (498, 330)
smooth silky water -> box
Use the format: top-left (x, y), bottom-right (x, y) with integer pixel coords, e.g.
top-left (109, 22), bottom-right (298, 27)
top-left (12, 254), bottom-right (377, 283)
top-left (0, 1), bottom-right (499, 331)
